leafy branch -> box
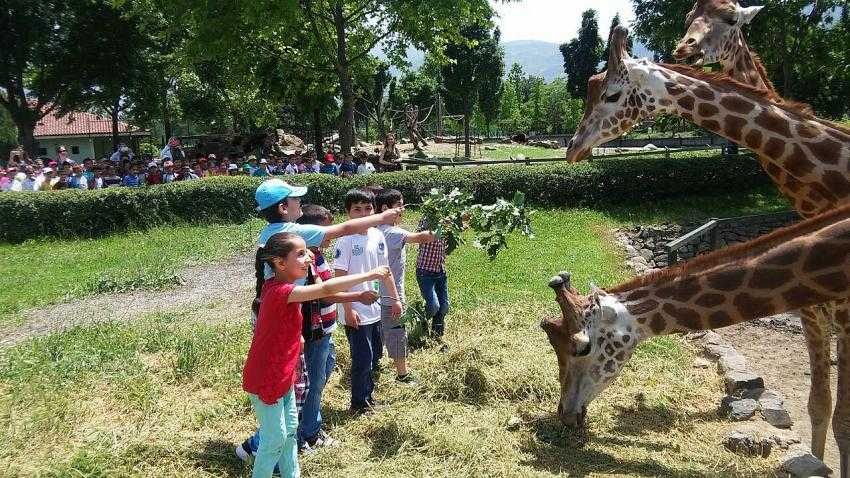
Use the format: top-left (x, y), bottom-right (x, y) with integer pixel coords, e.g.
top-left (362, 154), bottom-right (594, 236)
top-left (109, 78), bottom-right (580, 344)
top-left (419, 188), bottom-right (534, 259)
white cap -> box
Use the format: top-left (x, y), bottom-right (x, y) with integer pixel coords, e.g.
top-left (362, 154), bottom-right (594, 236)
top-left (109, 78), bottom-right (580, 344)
top-left (43, 167), bottom-right (54, 173)
top-left (148, 161), bottom-right (158, 168)
top-left (260, 158), bottom-right (268, 164)
top-left (14, 172), bottom-right (26, 181)
top-left (228, 163), bottom-right (238, 170)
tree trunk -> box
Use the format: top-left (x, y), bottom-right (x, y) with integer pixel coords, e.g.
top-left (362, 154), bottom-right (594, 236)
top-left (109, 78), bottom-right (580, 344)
top-left (18, 119), bottom-right (37, 159)
top-left (313, 107), bottom-right (323, 156)
top-left (111, 98), bottom-right (120, 151)
top-left (333, 3), bottom-right (354, 155)
top-left (162, 88), bottom-right (172, 141)
top-left (463, 107), bottom-right (471, 159)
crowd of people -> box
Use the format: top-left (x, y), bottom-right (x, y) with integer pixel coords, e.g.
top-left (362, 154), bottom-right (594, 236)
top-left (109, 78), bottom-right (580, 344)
top-left (0, 135), bottom-right (399, 193)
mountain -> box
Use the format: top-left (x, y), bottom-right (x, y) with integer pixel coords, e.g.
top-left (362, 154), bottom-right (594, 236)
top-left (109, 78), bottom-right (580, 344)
top-left (382, 40), bottom-right (655, 83)
top-left (503, 40), bottom-right (564, 82)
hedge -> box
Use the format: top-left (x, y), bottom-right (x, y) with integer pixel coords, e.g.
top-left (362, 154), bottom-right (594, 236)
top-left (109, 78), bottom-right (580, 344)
top-left (0, 151), bottom-right (771, 243)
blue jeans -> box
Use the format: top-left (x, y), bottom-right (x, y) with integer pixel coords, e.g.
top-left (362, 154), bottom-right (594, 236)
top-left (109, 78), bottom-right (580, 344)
top-left (345, 322), bottom-right (382, 408)
top-left (248, 390), bottom-right (299, 478)
top-left (297, 334), bottom-right (334, 442)
top-left (416, 269), bottom-right (449, 336)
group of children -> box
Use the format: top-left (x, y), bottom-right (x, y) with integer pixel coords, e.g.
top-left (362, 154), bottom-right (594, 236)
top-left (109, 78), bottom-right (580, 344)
top-left (238, 178), bottom-right (450, 477)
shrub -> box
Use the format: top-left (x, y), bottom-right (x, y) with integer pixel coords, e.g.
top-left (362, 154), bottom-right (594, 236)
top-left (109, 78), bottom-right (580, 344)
top-left (0, 151), bottom-right (771, 242)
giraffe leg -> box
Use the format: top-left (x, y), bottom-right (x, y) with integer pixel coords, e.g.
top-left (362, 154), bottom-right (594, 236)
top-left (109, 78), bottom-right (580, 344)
top-left (801, 306), bottom-right (833, 460)
top-left (832, 304), bottom-right (850, 478)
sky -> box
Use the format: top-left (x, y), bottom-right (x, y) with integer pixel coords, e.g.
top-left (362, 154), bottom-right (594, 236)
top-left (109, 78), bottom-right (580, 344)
top-left (491, 0), bottom-right (636, 44)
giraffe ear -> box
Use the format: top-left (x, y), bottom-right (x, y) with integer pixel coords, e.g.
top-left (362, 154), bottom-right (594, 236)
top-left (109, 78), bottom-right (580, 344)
top-left (735, 5), bottom-right (764, 25)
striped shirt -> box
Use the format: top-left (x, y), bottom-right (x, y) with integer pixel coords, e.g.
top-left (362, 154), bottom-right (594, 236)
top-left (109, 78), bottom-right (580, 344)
top-left (310, 249), bottom-right (338, 334)
top-left (415, 217), bottom-right (446, 273)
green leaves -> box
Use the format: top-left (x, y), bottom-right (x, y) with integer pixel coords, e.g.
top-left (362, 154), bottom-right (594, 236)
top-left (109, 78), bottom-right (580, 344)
top-left (420, 187), bottom-right (534, 259)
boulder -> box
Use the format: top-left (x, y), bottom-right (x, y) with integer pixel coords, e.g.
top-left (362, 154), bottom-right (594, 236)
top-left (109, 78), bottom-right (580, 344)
top-left (720, 397), bottom-right (758, 421)
top-left (724, 370), bottom-right (764, 395)
top-left (723, 429), bottom-right (773, 457)
top-left (779, 446), bottom-right (832, 477)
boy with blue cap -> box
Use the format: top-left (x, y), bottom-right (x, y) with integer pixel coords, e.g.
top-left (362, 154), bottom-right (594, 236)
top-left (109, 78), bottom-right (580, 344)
top-left (237, 179), bottom-right (403, 464)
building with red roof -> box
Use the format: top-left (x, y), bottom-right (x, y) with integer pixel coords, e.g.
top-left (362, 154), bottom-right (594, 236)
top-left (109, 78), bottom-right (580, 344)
top-left (34, 110), bottom-right (149, 161)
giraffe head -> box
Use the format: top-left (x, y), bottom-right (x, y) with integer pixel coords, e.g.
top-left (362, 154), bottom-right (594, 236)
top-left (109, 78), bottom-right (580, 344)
top-left (674, 0), bottom-right (764, 66)
top-left (541, 272), bottom-right (640, 427)
top-left (566, 26), bottom-right (670, 163)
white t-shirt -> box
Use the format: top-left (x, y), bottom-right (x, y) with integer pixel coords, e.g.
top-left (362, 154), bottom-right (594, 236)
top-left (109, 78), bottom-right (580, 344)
top-left (357, 162), bottom-right (375, 175)
top-left (333, 228), bottom-right (388, 325)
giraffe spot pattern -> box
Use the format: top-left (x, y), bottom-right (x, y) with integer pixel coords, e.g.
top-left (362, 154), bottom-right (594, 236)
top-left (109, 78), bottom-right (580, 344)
top-left (764, 243), bottom-right (803, 266)
top-left (812, 272), bottom-right (848, 293)
top-left (822, 171), bottom-right (850, 198)
top-left (627, 299), bottom-right (659, 316)
top-left (662, 303), bottom-right (702, 330)
top-left (805, 138), bottom-right (842, 165)
top-left (785, 145), bottom-right (816, 177)
top-left (625, 289), bottom-right (649, 301)
top-left (733, 293), bottom-right (776, 319)
top-left (754, 109), bottom-right (793, 138)
top-left (797, 122), bottom-right (821, 139)
top-left (665, 82), bottom-right (686, 96)
top-left (697, 103), bottom-right (719, 117)
top-left (744, 129), bottom-right (763, 149)
top-left (803, 240), bottom-right (850, 273)
top-left (677, 96), bottom-right (695, 111)
top-left (702, 119), bottom-right (720, 131)
top-left (763, 138), bottom-right (787, 159)
top-left (709, 310), bottom-right (735, 328)
top-left (782, 284), bottom-right (832, 307)
top-left (720, 96), bottom-right (755, 115)
top-left (671, 277), bottom-right (702, 302)
top-left (724, 116), bottom-right (748, 141)
top-left (695, 293), bottom-right (725, 308)
top-left (707, 268), bottom-right (746, 291)
top-left (693, 85), bottom-right (716, 101)
top-left (748, 268), bottom-right (794, 289)
top-left (649, 313), bottom-right (665, 334)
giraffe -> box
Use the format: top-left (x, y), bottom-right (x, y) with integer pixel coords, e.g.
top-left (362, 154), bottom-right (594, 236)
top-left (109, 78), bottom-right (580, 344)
top-left (542, 202), bottom-right (850, 466)
top-left (563, 25), bottom-right (850, 473)
top-left (673, 0), bottom-right (840, 461)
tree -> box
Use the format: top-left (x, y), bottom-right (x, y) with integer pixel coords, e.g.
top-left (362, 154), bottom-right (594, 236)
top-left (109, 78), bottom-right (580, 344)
top-left (356, 62), bottom-right (394, 140)
top-left (560, 9), bottom-right (604, 100)
top-left (0, 0), bottom-right (105, 156)
top-left (442, 21), bottom-right (503, 158)
top-left (632, 0), bottom-right (850, 117)
top-left (475, 28), bottom-right (505, 133)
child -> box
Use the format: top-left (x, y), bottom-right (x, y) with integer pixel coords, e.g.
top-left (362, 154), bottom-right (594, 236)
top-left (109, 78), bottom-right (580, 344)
top-left (334, 189), bottom-right (403, 414)
top-left (294, 204), bottom-right (380, 450)
top-left (236, 179), bottom-right (403, 463)
top-left (243, 231), bottom-right (391, 478)
top-left (374, 189), bottom-right (435, 383)
top-left (416, 213), bottom-right (450, 349)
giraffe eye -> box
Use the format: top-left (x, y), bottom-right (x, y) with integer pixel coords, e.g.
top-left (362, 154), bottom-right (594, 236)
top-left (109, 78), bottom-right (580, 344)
top-left (604, 92), bottom-right (622, 103)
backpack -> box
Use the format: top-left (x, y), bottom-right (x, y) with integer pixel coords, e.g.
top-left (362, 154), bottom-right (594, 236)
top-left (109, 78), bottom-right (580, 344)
top-left (301, 267), bottom-right (325, 342)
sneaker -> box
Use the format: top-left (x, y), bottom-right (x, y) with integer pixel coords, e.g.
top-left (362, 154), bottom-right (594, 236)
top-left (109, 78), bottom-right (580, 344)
top-left (235, 442), bottom-right (254, 465)
top-left (298, 441), bottom-right (317, 455)
top-left (307, 429), bottom-right (340, 448)
top-left (395, 373), bottom-right (417, 385)
top-left (350, 404), bottom-right (373, 416)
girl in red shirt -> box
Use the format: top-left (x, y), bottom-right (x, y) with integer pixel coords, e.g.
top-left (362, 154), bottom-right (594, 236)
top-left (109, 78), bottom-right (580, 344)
top-left (242, 232), bottom-right (390, 478)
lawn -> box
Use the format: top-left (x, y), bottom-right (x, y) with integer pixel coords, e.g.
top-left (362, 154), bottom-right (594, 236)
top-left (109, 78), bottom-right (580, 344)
top-left (0, 188), bottom-right (790, 477)
top-left (0, 220), bottom-right (264, 325)
top-left (421, 143), bottom-right (562, 161)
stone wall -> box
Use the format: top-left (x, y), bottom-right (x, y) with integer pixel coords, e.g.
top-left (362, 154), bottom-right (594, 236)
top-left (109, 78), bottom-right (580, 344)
top-left (616, 212), bottom-right (799, 274)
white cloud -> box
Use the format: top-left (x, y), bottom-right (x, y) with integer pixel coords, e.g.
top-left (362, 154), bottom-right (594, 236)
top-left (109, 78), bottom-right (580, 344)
top-left (491, 0), bottom-right (635, 44)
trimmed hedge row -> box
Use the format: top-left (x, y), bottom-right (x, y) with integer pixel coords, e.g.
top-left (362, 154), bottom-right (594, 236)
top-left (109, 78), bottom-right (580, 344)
top-left (0, 151), bottom-right (771, 243)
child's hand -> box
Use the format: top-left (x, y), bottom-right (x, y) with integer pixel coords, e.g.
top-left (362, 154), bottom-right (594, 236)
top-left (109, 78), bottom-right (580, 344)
top-left (346, 310), bottom-right (361, 328)
top-left (380, 207), bottom-right (404, 225)
top-left (423, 231), bottom-right (436, 243)
top-left (391, 300), bottom-right (403, 319)
top-left (357, 290), bottom-right (379, 305)
top-left (371, 266), bottom-right (391, 280)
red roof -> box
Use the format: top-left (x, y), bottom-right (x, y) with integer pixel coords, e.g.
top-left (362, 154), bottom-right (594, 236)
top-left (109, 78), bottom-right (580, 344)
top-left (34, 111), bottom-right (148, 138)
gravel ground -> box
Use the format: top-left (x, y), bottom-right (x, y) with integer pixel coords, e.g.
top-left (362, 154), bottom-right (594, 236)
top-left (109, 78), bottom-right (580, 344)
top-left (0, 253), bottom-right (255, 348)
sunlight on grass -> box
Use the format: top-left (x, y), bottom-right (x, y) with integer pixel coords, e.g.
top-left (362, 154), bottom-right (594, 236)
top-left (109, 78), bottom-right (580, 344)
top-left (0, 219), bottom-right (264, 324)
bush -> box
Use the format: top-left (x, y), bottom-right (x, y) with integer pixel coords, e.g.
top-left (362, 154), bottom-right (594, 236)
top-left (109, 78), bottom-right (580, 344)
top-left (0, 151), bottom-right (772, 242)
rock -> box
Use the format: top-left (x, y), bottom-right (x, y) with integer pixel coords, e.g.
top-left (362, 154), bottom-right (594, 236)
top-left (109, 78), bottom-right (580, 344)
top-left (640, 249), bottom-right (654, 262)
top-left (506, 416), bottom-right (523, 431)
top-left (759, 391), bottom-right (793, 429)
top-left (769, 429), bottom-right (801, 449)
top-left (724, 370), bottom-right (764, 395)
top-left (720, 397), bottom-right (758, 421)
top-left (692, 357), bottom-right (711, 369)
top-left (723, 429), bottom-right (773, 457)
top-left (718, 350), bottom-right (748, 374)
top-left (779, 446), bottom-right (832, 477)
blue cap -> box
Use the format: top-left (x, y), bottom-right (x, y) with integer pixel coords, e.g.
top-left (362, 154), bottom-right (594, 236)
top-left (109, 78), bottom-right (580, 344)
top-left (255, 179), bottom-right (308, 211)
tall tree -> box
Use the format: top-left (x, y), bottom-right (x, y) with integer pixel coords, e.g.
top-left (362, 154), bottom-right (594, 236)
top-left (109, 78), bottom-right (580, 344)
top-left (475, 28), bottom-right (505, 133)
top-left (442, 21), bottom-right (503, 158)
top-left (559, 9), bottom-right (604, 100)
top-left (0, 0), bottom-right (103, 156)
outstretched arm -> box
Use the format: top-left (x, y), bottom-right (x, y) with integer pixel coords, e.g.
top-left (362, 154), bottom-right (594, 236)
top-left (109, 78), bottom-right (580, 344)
top-left (323, 208), bottom-right (403, 241)
top-left (406, 230), bottom-right (435, 244)
top-left (289, 267), bottom-right (389, 304)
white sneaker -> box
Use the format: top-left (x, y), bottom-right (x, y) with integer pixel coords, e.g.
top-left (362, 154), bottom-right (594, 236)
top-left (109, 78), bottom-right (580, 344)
top-left (235, 443), bottom-right (254, 465)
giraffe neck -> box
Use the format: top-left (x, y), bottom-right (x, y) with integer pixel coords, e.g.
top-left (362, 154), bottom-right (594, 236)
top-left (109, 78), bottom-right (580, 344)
top-left (654, 64), bottom-right (850, 216)
top-left (610, 204), bottom-right (850, 338)
top-left (719, 30), bottom-right (774, 94)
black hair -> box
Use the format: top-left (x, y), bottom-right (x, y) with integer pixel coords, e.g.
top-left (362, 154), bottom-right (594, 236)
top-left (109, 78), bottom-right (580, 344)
top-left (375, 188), bottom-right (403, 212)
top-left (258, 200), bottom-right (286, 223)
top-left (343, 188), bottom-right (375, 211)
top-left (297, 204), bottom-right (334, 226)
top-left (253, 232), bottom-right (302, 315)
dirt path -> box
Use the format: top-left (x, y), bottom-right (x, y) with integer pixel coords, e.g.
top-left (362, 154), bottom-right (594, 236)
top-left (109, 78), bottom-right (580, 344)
top-left (0, 254), bottom-right (255, 348)
top-left (717, 320), bottom-right (840, 471)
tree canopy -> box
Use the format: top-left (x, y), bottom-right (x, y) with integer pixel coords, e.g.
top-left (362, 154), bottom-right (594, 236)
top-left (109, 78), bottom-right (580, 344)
top-left (559, 9), bottom-right (604, 101)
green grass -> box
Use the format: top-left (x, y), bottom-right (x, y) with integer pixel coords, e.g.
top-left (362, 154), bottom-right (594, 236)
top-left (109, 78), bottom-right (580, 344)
top-left (0, 190), bottom-right (789, 477)
top-left (0, 219), bottom-right (264, 324)
top-left (479, 144), bottom-right (563, 161)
